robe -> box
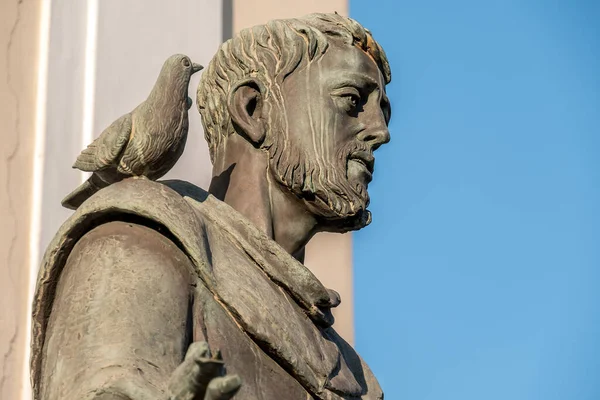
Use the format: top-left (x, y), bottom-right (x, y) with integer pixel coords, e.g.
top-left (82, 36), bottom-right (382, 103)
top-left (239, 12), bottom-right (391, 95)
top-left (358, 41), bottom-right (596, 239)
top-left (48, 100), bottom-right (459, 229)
top-left (31, 178), bottom-right (383, 400)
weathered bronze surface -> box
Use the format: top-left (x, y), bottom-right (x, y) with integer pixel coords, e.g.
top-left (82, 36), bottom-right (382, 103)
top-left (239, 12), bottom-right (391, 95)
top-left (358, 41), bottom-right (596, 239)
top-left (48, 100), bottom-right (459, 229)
top-left (32, 13), bottom-right (391, 400)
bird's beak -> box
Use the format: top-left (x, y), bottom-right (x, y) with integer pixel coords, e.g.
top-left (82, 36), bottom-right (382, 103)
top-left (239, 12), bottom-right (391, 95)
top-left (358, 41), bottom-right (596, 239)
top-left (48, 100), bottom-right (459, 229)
top-left (192, 63), bottom-right (204, 73)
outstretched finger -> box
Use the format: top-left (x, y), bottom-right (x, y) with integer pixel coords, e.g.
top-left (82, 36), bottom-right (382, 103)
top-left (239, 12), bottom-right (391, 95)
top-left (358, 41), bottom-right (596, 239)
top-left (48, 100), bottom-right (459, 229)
top-left (204, 375), bottom-right (242, 400)
top-left (185, 341), bottom-right (211, 361)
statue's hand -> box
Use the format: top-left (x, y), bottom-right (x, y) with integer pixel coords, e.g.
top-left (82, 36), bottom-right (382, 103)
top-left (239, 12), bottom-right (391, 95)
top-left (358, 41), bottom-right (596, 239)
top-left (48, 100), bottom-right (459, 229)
top-left (167, 342), bottom-right (241, 400)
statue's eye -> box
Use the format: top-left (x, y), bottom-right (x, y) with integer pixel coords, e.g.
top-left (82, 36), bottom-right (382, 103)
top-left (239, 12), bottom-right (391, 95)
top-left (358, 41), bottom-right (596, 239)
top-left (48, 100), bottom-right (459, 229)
top-left (182, 58), bottom-right (190, 67)
top-left (340, 91), bottom-right (361, 112)
top-left (332, 87), bottom-right (361, 113)
top-left (344, 94), bottom-right (360, 109)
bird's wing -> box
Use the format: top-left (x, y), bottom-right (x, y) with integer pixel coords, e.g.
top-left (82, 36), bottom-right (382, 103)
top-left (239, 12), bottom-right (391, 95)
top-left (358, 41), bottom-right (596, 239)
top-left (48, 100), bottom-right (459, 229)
top-left (73, 113), bottom-right (132, 172)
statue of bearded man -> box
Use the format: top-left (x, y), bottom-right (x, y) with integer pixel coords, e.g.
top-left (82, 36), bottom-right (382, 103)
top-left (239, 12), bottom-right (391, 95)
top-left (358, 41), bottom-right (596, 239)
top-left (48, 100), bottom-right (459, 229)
top-left (31, 13), bottom-right (392, 400)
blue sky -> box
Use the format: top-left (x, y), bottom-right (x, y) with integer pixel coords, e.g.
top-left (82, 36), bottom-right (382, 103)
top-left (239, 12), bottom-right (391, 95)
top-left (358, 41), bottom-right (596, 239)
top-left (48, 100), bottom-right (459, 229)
top-left (350, 1), bottom-right (600, 399)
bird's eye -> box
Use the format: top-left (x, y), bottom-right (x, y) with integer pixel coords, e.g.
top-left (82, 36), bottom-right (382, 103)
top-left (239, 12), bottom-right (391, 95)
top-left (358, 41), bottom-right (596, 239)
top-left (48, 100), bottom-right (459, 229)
top-left (182, 58), bottom-right (190, 67)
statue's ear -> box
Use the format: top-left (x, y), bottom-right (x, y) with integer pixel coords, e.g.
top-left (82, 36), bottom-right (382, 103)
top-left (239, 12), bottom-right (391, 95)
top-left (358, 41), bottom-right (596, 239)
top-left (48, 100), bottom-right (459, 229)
top-left (228, 78), bottom-right (266, 146)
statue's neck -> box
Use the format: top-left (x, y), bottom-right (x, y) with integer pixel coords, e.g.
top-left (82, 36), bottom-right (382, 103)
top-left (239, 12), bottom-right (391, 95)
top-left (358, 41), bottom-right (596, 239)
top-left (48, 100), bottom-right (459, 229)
top-left (209, 137), bottom-right (318, 261)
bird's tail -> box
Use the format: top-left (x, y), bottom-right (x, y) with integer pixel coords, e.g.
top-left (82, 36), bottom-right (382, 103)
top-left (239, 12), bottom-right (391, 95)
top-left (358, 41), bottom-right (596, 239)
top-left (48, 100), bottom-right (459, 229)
top-left (61, 174), bottom-right (107, 210)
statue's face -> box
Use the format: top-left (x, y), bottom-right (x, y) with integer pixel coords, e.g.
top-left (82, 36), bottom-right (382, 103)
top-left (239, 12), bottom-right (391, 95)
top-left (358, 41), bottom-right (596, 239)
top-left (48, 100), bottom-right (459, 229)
top-left (270, 40), bottom-right (391, 231)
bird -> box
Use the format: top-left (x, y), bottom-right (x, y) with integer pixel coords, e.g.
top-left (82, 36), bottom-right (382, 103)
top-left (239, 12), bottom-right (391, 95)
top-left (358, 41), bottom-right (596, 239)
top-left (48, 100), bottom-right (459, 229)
top-left (61, 54), bottom-right (203, 210)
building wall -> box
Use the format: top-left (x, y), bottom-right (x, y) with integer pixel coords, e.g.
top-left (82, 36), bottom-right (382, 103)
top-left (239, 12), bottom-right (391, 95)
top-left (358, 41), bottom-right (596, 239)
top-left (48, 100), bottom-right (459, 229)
top-left (0, 1), bottom-right (353, 398)
top-left (0, 1), bottom-right (43, 399)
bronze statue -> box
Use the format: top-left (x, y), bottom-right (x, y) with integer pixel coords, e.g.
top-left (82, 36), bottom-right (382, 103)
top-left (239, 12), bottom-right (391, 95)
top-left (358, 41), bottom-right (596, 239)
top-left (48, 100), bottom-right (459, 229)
top-left (31, 13), bottom-right (391, 400)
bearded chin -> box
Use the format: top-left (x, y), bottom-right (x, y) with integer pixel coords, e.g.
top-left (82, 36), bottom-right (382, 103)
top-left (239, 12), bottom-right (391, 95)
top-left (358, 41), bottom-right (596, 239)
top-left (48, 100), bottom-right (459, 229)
top-left (270, 142), bottom-right (372, 232)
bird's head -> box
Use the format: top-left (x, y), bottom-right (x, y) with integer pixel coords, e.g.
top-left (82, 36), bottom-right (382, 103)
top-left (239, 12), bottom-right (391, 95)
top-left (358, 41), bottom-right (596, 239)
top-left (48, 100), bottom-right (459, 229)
top-left (156, 54), bottom-right (203, 100)
top-left (166, 53), bottom-right (204, 76)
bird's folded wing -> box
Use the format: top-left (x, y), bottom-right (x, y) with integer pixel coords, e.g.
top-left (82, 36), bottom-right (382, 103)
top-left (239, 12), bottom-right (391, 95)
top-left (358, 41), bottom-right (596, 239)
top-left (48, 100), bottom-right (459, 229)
top-left (73, 113), bottom-right (132, 172)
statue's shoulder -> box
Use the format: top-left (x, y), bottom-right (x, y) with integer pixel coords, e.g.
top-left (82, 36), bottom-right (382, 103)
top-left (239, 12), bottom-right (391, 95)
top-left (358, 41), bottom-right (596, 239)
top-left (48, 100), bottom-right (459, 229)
top-left (31, 178), bottom-right (213, 394)
top-left (34, 178), bottom-right (212, 311)
top-left (80, 177), bottom-right (207, 223)
top-left (68, 177), bottom-right (215, 240)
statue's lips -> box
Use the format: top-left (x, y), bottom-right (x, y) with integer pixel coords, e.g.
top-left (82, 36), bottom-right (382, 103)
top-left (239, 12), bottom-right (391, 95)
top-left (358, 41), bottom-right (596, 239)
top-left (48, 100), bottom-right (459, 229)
top-left (348, 151), bottom-right (374, 181)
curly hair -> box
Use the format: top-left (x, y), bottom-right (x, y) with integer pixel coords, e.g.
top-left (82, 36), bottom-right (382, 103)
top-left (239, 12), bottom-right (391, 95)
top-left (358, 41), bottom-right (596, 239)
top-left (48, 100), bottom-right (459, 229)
top-left (196, 12), bottom-right (391, 163)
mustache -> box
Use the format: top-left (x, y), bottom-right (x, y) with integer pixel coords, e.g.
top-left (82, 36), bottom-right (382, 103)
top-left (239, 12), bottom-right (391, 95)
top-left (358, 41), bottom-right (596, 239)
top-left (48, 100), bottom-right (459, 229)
top-left (337, 141), bottom-right (373, 161)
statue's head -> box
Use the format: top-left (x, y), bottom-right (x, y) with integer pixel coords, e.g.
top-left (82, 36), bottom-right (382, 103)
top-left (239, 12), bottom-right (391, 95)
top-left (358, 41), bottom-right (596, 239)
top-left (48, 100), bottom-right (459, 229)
top-left (197, 13), bottom-right (391, 232)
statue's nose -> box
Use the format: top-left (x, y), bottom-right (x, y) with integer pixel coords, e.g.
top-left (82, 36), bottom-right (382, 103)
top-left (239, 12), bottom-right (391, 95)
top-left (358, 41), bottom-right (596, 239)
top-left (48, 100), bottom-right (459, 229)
top-left (357, 127), bottom-right (390, 150)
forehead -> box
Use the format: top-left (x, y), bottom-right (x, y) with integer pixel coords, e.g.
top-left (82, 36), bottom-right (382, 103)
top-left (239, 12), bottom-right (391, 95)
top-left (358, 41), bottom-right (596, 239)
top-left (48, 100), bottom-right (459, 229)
top-left (318, 40), bottom-right (385, 87)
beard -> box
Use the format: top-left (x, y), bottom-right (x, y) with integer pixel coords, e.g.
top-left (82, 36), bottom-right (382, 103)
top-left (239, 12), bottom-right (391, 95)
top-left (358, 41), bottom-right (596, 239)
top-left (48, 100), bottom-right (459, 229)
top-left (267, 128), bottom-right (373, 232)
